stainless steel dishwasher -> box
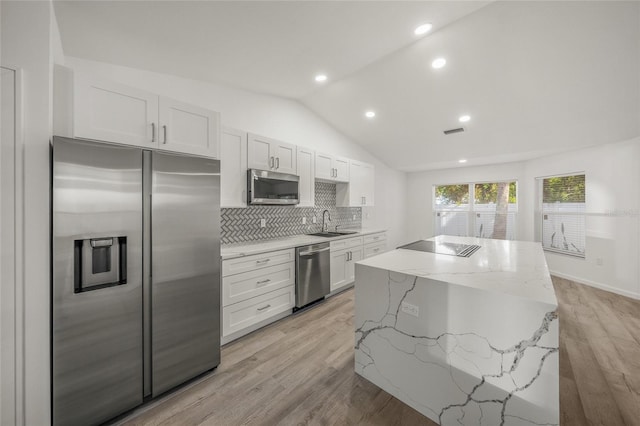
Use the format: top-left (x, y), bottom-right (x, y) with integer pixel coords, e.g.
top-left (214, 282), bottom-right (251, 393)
top-left (295, 242), bottom-right (331, 308)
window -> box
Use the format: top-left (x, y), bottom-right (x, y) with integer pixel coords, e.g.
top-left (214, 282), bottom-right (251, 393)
top-left (538, 174), bottom-right (585, 257)
top-left (434, 184), bottom-right (470, 237)
top-left (434, 181), bottom-right (517, 240)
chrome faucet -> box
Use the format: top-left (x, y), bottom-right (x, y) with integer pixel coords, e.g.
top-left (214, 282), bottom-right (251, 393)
top-left (322, 210), bottom-right (331, 232)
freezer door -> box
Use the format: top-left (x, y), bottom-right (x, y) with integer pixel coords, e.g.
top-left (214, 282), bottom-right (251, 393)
top-left (151, 151), bottom-right (221, 396)
top-left (52, 137), bottom-right (143, 426)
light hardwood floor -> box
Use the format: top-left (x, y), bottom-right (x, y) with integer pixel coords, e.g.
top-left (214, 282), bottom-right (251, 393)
top-left (118, 277), bottom-right (640, 426)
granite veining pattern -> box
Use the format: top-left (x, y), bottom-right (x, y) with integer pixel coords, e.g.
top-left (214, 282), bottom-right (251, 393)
top-left (354, 237), bottom-right (559, 426)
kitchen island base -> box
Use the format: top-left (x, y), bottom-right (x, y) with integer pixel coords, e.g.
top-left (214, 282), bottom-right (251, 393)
top-left (355, 265), bottom-right (558, 426)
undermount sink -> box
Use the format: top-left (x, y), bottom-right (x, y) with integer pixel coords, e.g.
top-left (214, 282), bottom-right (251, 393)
top-left (307, 232), bottom-right (344, 238)
top-left (307, 230), bottom-right (359, 238)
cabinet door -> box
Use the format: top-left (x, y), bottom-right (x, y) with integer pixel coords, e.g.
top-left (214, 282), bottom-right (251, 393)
top-left (273, 141), bottom-right (297, 174)
top-left (349, 160), bottom-right (364, 206)
top-left (330, 249), bottom-right (348, 292)
top-left (346, 247), bottom-right (363, 283)
top-left (158, 97), bottom-right (220, 158)
top-left (247, 133), bottom-right (273, 170)
top-left (334, 157), bottom-right (350, 182)
top-left (315, 152), bottom-right (334, 180)
top-left (220, 127), bottom-right (248, 208)
top-left (361, 162), bottom-right (375, 206)
top-left (74, 75), bottom-right (158, 148)
top-left (296, 147), bottom-right (315, 207)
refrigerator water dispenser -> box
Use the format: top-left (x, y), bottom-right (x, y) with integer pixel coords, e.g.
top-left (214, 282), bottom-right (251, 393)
top-left (74, 236), bottom-right (127, 293)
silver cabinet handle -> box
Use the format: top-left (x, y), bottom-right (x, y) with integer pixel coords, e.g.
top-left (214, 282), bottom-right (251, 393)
top-left (162, 125), bottom-right (167, 144)
top-left (275, 157), bottom-right (280, 169)
top-left (373, 248), bottom-right (380, 252)
top-left (256, 258), bottom-right (270, 264)
top-left (151, 123), bottom-right (156, 142)
top-left (257, 304), bottom-right (271, 311)
top-left (373, 236), bottom-right (379, 240)
top-left (270, 156), bottom-right (274, 168)
top-left (334, 168), bottom-right (337, 178)
top-left (256, 279), bottom-right (271, 286)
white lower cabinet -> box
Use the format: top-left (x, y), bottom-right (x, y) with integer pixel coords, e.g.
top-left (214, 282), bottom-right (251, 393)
top-left (223, 286), bottom-right (295, 339)
top-left (330, 236), bottom-right (363, 293)
top-left (222, 249), bottom-right (295, 344)
top-left (363, 232), bottom-right (387, 259)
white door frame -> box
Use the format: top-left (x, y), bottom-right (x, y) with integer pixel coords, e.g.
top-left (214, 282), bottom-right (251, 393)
top-left (1, 64), bottom-right (25, 426)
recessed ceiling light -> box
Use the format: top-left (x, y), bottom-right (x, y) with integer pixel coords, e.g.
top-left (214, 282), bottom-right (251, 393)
top-left (365, 111), bottom-right (376, 119)
top-left (414, 23), bottom-right (432, 35)
top-left (315, 74), bottom-right (327, 82)
top-left (459, 115), bottom-right (471, 123)
top-left (431, 58), bottom-right (447, 69)
top-left (459, 159), bottom-right (467, 163)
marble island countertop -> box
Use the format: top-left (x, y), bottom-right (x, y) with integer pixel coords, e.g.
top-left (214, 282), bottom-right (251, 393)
top-left (221, 228), bottom-right (386, 260)
top-left (357, 235), bottom-right (557, 307)
top-left (354, 236), bottom-right (559, 425)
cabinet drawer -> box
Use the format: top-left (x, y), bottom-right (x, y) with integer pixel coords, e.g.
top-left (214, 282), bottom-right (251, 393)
top-left (363, 232), bottom-right (386, 245)
top-left (330, 236), bottom-right (363, 251)
top-left (222, 262), bottom-right (294, 307)
top-left (222, 286), bottom-right (294, 337)
top-left (222, 248), bottom-right (294, 277)
top-left (364, 242), bottom-right (387, 259)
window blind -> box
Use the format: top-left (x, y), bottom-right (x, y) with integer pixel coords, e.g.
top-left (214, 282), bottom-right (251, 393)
top-left (539, 174), bottom-right (586, 257)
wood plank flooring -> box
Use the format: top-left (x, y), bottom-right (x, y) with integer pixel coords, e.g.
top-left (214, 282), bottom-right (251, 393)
top-left (117, 277), bottom-right (640, 426)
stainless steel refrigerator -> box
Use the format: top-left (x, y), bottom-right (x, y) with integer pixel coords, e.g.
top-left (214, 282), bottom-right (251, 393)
top-left (52, 136), bottom-right (221, 426)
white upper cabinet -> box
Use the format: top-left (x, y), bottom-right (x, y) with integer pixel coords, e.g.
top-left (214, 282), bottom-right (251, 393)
top-left (158, 97), bottom-right (220, 157)
top-left (220, 127), bottom-right (248, 208)
top-left (336, 160), bottom-right (375, 207)
top-left (74, 75), bottom-right (158, 148)
top-left (296, 147), bottom-right (315, 207)
top-left (247, 133), bottom-right (297, 174)
top-left (315, 152), bottom-right (349, 183)
top-left (56, 66), bottom-right (220, 158)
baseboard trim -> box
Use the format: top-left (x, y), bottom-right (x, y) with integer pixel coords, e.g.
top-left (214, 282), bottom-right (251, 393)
top-left (549, 270), bottom-right (640, 301)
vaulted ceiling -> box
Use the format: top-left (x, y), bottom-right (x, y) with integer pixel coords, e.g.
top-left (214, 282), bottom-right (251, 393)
top-left (54, 1), bottom-right (640, 171)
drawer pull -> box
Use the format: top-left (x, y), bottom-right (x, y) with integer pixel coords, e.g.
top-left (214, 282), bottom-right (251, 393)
top-left (373, 248), bottom-right (380, 252)
top-left (256, 258), bottom-right (271, 264)
top-left (256, 279), bottom-right (271, 286)
top-left (257, 304), bottom-right (271, 311)
top-left (373, 236), bottom-right (379, 240)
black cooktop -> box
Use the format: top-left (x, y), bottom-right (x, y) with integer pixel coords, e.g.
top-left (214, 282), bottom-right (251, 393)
top-left (397, 240), bottom-right (481, 258)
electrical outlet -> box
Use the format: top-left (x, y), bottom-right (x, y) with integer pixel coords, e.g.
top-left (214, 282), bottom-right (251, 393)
top-left (596, 257), bottom-right (603, 266)
top-left (353, 214), bottom-right (356, 220)
top-left (260, 218), bottom-right (266, 228)
top-left (312, 216), bottom-right (317, 224)
top-left (302, 217), bottom-right (307, 224)
top-left (401, 302), bottom-right (419, 317)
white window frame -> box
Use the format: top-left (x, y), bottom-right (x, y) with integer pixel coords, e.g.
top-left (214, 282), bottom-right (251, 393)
top-left (536, 172), bottom-right (586, 258)
top-left (433, 180), bottom-right (518, 240)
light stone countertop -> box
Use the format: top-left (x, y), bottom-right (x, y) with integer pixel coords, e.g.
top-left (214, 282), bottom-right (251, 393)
top-left (357, 235), bottom-right (557, 307)
top-left (221, 228), bottom-right (387, 260)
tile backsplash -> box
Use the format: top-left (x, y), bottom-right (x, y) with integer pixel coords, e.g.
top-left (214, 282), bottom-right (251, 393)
top-left (221, 182), bottom-right (361, 244)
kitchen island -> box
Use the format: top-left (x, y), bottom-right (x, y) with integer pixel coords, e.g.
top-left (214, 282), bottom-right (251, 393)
top-left (354, 236), bottom-right (558, 426)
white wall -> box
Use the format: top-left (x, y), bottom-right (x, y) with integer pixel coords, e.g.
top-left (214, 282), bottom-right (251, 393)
top-left (62, 56), bottom-right (408, 248)
top-left (407, 137), bottom-right (640, 299)
top-left (1, 1), bottom-right (54, 425)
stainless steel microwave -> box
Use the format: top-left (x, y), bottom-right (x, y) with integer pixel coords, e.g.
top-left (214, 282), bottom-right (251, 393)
top-left (247, 169), bottom-right (300, 205)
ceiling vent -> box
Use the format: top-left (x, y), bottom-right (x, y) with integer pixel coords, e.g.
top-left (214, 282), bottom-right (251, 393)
top-left (443, 127), bottom-right (465, 135)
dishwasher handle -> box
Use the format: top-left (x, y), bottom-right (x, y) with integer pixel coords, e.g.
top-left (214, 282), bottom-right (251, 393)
top-left (299, 247), bottom-right (330, 256)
